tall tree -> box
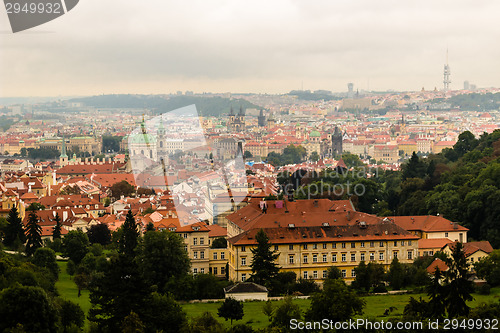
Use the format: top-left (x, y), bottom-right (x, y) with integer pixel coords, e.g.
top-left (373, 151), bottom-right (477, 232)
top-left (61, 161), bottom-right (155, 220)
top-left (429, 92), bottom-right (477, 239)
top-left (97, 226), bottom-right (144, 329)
top-left (138, 230), bottom-right (191, 293)
top-left (87, 223), bottom-right (112, 245)
top-left (24, 210), bottom-right (42, 256)
top-left (52, 212), bottom-right (62, 240)
top-left (3, 206), bottom-right (25, 248)
top-left (62, 230), bottom-right (90, 265)
top-left (444, 242), bottom-right (474, 318)
top-left (387, 257), bottom-right (404, 290)
top-left (250, 229), bottom-right (279, 287)
top-left (120, 210), bottom-right (139, 256)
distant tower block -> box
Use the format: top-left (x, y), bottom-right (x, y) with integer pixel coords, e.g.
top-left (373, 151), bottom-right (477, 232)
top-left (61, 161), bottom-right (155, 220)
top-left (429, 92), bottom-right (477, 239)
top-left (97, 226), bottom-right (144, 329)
top-left (443, 50), bottom-right (451, 91)
top-left (464, 81), bottom-right (470, 90)
top-left (347, 83), bottom-right (354, 98)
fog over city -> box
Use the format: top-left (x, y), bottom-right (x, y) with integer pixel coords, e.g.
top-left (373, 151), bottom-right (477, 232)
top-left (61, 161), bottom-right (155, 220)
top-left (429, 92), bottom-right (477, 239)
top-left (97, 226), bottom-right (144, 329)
top-left (1, 0), bottom-right (500, 96)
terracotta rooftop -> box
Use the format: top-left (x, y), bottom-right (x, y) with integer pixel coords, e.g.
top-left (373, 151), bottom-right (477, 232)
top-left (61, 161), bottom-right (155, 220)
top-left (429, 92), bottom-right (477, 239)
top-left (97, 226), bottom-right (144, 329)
top-left (388, 215), bottom-right (469, 233)
top-left (418, 238), bottom-right (452, 250)
top-left (427, 258), bottom-right (449, 274)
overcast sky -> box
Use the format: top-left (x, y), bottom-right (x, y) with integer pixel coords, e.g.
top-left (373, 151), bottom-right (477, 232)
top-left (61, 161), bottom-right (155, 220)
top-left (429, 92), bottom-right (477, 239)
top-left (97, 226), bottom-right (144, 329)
top-left (1, 0), bottom-right (499, 97)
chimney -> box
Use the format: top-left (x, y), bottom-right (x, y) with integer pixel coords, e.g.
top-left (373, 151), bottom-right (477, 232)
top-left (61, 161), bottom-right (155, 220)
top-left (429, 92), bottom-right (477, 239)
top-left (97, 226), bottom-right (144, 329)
top-left (346, 210), bottom-right (352, 221)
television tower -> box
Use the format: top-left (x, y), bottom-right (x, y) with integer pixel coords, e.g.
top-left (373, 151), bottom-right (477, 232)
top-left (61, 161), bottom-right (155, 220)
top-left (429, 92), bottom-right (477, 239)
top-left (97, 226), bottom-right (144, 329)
top-left (443, 49), bottom-right (451, 91)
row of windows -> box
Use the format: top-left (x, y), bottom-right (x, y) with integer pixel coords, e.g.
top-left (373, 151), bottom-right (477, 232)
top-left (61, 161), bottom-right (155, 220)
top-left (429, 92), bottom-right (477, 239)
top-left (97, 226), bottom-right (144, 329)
top-left (240, 269), bottom-right (356, 282)
top-left (192, 237), bottom-right (205, 246)
top-left (193, 266), bottom-right (227, 275)
top-left (287, 250), bottom-right (413, 264)
top-left (239, 240), bottom-right (413, 252)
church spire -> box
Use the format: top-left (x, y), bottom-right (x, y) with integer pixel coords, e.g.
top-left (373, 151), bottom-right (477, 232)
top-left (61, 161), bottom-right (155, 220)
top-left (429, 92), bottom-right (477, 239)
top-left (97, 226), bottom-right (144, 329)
top-left (60, 137), bottom-right (67, 158)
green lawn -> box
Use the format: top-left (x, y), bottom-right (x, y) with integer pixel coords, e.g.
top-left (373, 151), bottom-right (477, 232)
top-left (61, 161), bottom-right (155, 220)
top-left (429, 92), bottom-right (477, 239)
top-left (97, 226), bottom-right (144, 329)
top-left (56, 261), bottom-right (91, 327)
top-left (181, 287), bottom-right (500, 329)
top-left (54, 263), bottom-right (500, 331)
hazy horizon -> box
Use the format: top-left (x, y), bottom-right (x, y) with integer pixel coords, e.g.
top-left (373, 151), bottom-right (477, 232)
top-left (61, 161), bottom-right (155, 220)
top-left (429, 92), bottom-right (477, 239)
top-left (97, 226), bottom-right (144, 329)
top-left (1, 0), bottom-right (500, 97)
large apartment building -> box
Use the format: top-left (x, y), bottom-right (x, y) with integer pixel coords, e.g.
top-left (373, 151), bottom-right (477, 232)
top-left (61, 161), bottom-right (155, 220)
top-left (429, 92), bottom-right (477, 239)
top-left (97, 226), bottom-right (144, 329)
top-left (226, 199), bottom-right (419, 284)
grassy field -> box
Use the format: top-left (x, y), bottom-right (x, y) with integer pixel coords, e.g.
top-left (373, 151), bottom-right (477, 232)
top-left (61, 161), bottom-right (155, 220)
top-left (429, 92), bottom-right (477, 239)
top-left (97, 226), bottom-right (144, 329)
top-left (56, 261), bottom-right (92, 328)
top-left (54, 261), bottom-right (500, 330)
top-left (181, 288), bottom-right (500, 329)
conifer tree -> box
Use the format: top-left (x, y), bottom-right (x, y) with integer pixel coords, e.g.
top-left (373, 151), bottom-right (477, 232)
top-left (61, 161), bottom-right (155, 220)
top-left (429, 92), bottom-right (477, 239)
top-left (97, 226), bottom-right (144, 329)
top-left (250, 229), bottom-right (279, 286)
top-left (3, 206), bottom-right (25, 248)
top-left (25, 210), bottom-right (42, 256)
top-left (52, 213), bottom-right (62, 240)
top-left (119, 210), bottom-right (139, 256)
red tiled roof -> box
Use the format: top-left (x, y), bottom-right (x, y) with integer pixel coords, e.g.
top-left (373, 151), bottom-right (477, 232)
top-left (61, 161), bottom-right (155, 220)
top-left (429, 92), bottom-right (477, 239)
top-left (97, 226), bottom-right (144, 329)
top-left (207, 224), bottom-right (227, 238)
top-left (427, 258), bottom-right (449, 274)
top-left (389, 216), bottom-right (468, 233)
top-left (418, 238), bottom-right (452, 250)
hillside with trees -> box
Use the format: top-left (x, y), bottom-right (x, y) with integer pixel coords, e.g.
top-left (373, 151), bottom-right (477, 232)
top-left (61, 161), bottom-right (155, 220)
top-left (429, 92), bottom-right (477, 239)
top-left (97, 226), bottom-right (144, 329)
top-left (69, 94), bottom-right (261, 117)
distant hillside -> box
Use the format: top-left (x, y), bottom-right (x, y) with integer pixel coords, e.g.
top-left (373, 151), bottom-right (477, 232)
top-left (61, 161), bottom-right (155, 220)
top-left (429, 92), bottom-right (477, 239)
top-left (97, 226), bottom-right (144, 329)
top-left (69, 94), bottom-right (261, 116)
top-left (429, 92), bottom-right (500, 111)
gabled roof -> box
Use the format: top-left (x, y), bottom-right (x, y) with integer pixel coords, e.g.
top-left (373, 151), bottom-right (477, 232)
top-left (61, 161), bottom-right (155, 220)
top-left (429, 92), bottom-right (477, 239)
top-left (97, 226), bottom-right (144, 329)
top-left (443, 241), bottom-right (494, 257)
top-left (389, 215), bottom-right (468, 233)
top-left (207, 224), bottom-right (227, 238)
top-left (418, 238), bottom-right (452, 250)
top-left (427, 258), bottom-right (449, 274)
top-left (224, 282), bottom-right (268, 294)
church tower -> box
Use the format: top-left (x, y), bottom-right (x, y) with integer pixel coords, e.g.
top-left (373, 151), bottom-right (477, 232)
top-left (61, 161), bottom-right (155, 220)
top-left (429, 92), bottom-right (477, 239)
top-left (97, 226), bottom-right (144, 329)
top-left (332, 126), bottom-right (343, 157)
top-left (59, 137), bottom-right (68, 167)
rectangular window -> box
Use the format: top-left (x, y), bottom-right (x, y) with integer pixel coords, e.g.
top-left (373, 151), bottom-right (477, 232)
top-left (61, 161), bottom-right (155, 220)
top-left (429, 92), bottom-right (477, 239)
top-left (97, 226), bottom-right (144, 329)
top-left (241, 257), bottom-right (246, 266)
top-left (313, 244), bottom-right (317, 249)
top-left (184, 245), bottom-right (187, 252)
top-left (351, 242), bottom-right (356, 248)
top-left (200, 268), bottom-right (204, 274)
top-left (221, 266), bottom-right (225, 275)
top-left (241, 246), bottom-right (246, 252)
top-left (213, 267), bottom-right (218, 275)
top-left (313, 254), bottom-right (318, 263)
top-left (332, 243), bottom-right (336, 249)
top-left (193, 251), bottom-right (198, 259)
top-left (303, 255), bottom-right (308, 263)
top-left (200, 251), bottom-right (205, 259)
top-left (193, 238), bottom-right (198, 246)
top-left (274, 245), bottom-right (279, 251)
top-left (193, 268), bottom-right (198, 274)
top-left (289, 255), bottom-right (294, 264)
top-left (242, 274), bottom-right (246, 281)
top-left (351, 253), bottom-right (356, 262)
top-left (183, 233), bottom-right (188, 238)
top-left (313, 271), bottom-right (318, 279)
top-left (323, 270), bottom-right (327, 279)
top-left (213, 252), bottom-right (218, 260)
top-left (351, 269), bottom-right (356, 277)
top-left (445, 232), bottom-right (449, 237)
top-left (322, 254), bottom-right (327, 262)
top-left (303, 271), bottom-right (308, 279)
top-left (370, 241), bottom-right (374, 247)
top-left (360, 253), bottom-right (365, 261)
top-left (341, 269), bottom-right (346, 278)
top-left (289, 244), bottom-right (294, 250)
top-left (401, 241), bottom-right (405, 246)
top-left (408, 240), bottom-right (412, 246)
top-left (332, 253), bottom-right (337, 262)
top-left (407, 251), bottom-right (413, 260)
top-left (200, 238), bottom-right (204, 245)
top-left (370, 252), bottom-right (375, 261)
top-left (221, 252), bottom-right (225, 260)
top-left (323, 243), bottom-right (327, 249)
top-left (341, 253), bottom-right (346, 262)
top-left (380, 242), bottom-right (384, 247)
top-left (393, 251), bottom-right (398, 259)
top-left (379, 252), bottom-right (384, 260)
top-left (394, 241), bottom-right (397, 247)
top-left (342, 242), bottom-right (346, 249)
top-left (360, 242), bottom-right (365, 248)
top-left (303, 244), bottom-right (308, 250)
